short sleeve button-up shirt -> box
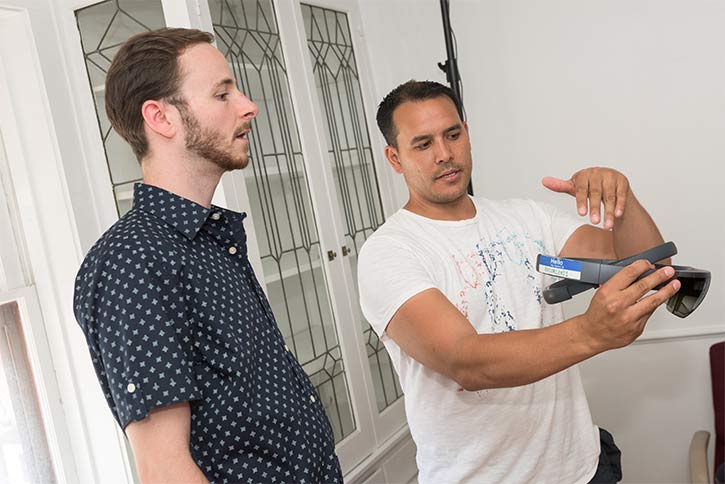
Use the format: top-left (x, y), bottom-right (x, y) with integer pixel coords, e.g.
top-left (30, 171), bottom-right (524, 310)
top-left (74, 183), bottom-right (342, 483)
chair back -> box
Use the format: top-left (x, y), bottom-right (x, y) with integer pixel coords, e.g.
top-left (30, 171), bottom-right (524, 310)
top-left (712, 341), bottom-right (725, 481)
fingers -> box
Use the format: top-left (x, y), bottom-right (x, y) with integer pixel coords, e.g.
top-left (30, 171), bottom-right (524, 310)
top-left (574, 176), bottom-right (589, 216)
top-left (623, 265), bottom-right (676, 301)
top-left (541, 177), bottom-right (575, 195)
top-left (630, 277), bottom-right (681, 320)
top-left (588, 179), bottom-right (602, 225)
top-left (615, 178), bottom-right (629, 218)
top-left (602, 259), bottom-right (654, 291)
top-left (602, 176), bottom-right (616, 229)
top-left (562, 168), bottom-right (629, 225)
top-left (584, 262), bottom-right (681, 351)
top-left (601, 262), bottom-right (680, 319)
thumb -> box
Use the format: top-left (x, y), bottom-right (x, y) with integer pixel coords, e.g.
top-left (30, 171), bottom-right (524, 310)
top-left (542, 176), bottom-right (575, 196)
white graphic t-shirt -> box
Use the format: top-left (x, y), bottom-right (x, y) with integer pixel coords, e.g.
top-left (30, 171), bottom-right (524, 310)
top-left (358, 197), bottom-right (600, 484)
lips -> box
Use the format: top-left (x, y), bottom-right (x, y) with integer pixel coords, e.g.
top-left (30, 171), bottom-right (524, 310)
top-left (234, 122), bottom-right (253, 140)
top-left (436, 168), bottom-right (461, 180)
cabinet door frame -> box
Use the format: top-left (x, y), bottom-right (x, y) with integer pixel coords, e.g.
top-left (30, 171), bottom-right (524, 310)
top-left (270, 0), bottom-right (378, 471)
top-left (280, 0), bottom-right (408, 445)
top-left (196, 0), bottom-right (409, 470)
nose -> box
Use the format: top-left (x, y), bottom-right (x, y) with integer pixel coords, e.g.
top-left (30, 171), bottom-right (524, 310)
top-left (237, 91), bottom-right (259, 120)
top-left (434, 138), bottom-right (453, 164)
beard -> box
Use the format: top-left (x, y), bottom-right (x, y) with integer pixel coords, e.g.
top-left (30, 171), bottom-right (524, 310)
top-left (174, 100), bottom-right (250, 171)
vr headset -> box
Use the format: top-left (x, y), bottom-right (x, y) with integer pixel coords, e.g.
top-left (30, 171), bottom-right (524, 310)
top-left (536, 242), bottom-right (711, 318)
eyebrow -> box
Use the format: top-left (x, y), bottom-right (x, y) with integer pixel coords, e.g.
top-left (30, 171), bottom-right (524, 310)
top-left (409, 123), bottom-right (462, 146)
top-left (213, 78), bottom-right (235, 90)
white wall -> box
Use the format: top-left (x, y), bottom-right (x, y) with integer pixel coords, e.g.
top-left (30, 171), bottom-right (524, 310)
top-left (360, 0), bottom-right (724, 482)
top-left (581, 335), bottom-right (719, 484)
top-left (358, 0), bottom-right (446, 208)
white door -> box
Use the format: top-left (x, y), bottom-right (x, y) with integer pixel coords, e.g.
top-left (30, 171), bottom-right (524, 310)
top-left (199, 0), bottom-right (378, 469)
top-left (292, 0), bottom-right (408, 441)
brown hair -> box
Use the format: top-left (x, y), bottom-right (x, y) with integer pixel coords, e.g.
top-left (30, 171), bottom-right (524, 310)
top-left (376, 80), bottom-right (460, 149)
top-left (104, 28), bottom-right (214, 160)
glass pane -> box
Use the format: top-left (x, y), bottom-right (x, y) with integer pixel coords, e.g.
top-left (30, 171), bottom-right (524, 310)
top-left (75, 0), bottom-right (166, 216)
top-left (0, 301), bottom-right (56, 483)
top-left (209, 0), bottom-right (356, 442)
top-left (301, 4), bottom-right (403, 411)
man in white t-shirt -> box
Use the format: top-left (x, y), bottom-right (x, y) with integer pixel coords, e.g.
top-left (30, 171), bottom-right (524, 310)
top-left (357, 80), bottom-right (681, 484)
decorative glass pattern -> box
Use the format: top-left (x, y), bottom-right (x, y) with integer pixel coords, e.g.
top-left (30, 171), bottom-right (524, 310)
top-left (301, 4), bottom-right (403, 411)
top-left (75, 0), bottom-right (166, 216)
top-left (209, 0), bottom-right (356, 442)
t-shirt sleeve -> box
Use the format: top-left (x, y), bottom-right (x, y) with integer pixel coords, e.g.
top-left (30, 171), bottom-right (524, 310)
top-left (78, 248), bottom-right (202, 429)
top-left (357, 236), bottom-right (437, 337)
top-left (533, 201), bottom-right (588, 254)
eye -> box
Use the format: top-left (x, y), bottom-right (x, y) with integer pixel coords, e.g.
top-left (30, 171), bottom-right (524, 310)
top-left (216, 92), bottom-right (230, 101)
top-left (448, 131), bottom-right (461, 140)
top-left (415, 140), bottom-right (431, 150)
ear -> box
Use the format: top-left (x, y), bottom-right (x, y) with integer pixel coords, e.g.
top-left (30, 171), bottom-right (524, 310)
top-left (384, 145), bottom-right (404, 174)
top-left (141, 99), bottom-right (176, 139)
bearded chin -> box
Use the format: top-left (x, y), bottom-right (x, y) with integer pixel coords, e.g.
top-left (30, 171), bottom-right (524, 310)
top-left (186, 130), bottom-right (248, 171)
top-left (180, 106), bottom-right (249, 171)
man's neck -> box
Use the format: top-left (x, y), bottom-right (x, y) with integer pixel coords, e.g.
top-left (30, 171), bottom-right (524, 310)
top-left (404, 195), bottom-right (476, 221)
top-left (141, 153), bottom-right (223, 208)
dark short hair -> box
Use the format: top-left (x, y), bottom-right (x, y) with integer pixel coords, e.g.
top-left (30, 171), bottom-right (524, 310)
top-left (375, 80), bottom-right (460, 148)
top-left (104, 28), bottom-right (214, 161)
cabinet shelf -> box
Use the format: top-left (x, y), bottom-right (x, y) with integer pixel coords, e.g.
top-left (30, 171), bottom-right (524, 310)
top-left (263, 257), bottom-right (323, 284)
top-left (246, 159), bottom-right (368, 181)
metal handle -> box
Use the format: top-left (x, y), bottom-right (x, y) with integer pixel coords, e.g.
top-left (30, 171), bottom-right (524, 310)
top-left (327, 250), bottom-right (337, 261)
top-left (341, 245), bottom-right (351, 257)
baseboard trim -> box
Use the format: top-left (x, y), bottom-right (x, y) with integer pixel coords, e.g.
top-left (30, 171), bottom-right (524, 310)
top-left (636, 325), bottom-right (725, 344)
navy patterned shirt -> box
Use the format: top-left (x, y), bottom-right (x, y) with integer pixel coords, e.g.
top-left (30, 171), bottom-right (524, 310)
top-left (74, 183), bottom-right (342, 483)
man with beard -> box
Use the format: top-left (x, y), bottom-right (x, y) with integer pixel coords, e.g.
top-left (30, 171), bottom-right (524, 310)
top-left (357, 80), bottom-right (681, 483)
top-left (74, 28), bottom-right (342, 483)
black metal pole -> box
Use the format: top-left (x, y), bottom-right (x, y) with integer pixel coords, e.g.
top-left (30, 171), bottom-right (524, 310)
top-left (439, 0), bottom-right (473, 195)
top-left (440, 0), bottom-right (463, 120)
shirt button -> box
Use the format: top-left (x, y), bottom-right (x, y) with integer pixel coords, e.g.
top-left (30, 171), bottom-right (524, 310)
top-left (228, 246), bottom-right (237, 255)
top-left (211, 212), bottom-right (221, 221)
top-left (127, 383), bottom-right (136, 393)
top-left (310, 395), bottom-right (316, 403)
top-left (284, 344), bottom-right (290, 352)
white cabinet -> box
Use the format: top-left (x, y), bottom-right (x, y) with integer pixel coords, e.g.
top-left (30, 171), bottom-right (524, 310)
top-left (60, 0), bottom-right (416, 481)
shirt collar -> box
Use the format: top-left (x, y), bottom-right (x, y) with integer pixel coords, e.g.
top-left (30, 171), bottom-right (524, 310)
top-left (132, 183), bottom-right (213, 240)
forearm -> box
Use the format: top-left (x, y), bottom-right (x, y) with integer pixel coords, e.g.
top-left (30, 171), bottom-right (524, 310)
top-left (453, 315), bottom-right (598, 391)
top-left (134, 453), bottom-right (208, 484)
top-left (612, 190), bottom-right (665, 259)
top-left (126, 403), bottom-right (208, 484)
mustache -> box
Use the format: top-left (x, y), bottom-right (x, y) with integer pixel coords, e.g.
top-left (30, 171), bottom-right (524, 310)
top-left (234, 121), bottom-right (253, 137)
top-left (434, 163), bottom-right (463, 178)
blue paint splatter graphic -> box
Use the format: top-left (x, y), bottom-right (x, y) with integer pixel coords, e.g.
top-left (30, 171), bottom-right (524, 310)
top-left (462, 229), bottom-right (545, 332)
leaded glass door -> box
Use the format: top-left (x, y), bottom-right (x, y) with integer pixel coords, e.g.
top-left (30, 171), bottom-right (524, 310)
top-left (299, 0), bottom-right (405, 420)
top-left (204, 0), bottom-right (379, 471)
top-left (274, 0), bottom-right (408, 446)
top-left (207, 0), bottom-right (360, 445)
top-left (205, 0), bottom-right (408, 464)
top-left (75, 0), bottom-right (167, 216)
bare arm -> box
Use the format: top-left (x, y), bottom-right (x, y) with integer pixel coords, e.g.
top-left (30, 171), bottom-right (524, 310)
top-left (386, 260), bottom-right (680, 391)
top-left (125, 402), bottom-right (208, 484)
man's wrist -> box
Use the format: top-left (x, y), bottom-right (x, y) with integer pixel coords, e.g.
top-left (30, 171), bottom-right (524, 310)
top-left (567, 314), bottom-right (603, 358)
